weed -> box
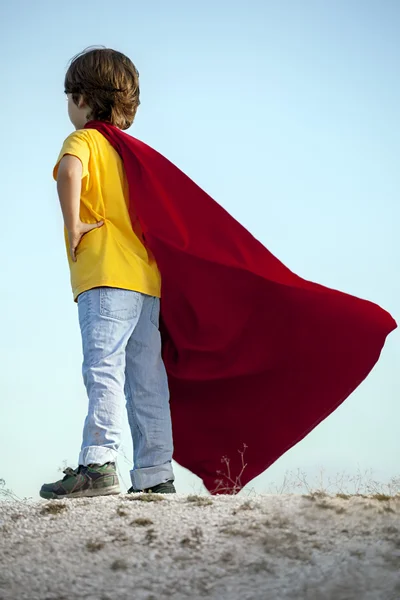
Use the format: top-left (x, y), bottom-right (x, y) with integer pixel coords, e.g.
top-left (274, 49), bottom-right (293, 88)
top-left (382, 552), bottom-right (400, 570)
top-left (211, 443), bottom-right (248, 495)
top-left (145, 528), bottom-right (157, 544)
top-left (299, 528), bottom-right (317, 536)
top-left (40, 502), bottom-right (67, 516)
top-left (131, 517), bottom-right (154, 527)
top-left (264, 468), bottom-right (400, 497)
top-left (316, 501), bottom-right (335, 510)
top-left (232, 500), bottom-right (257, 514)
top-left (309, 491), bottom-right (328, 500)
top-left (220, 526), bottom-right (254, 537)
top-left (86, 540), bottom-right (105, 552)
top-left (350, 549), bottom-right (365, 559)
top-left (383, 526), bottom-right (399, 536)
top-left (186, 495), bottom-right (213, 507)
top-left (312, 541), bottom-right (323, 550)
top-left (126, 493), bottom-right (164, 503)
top-left (180, 527), bottom-right (203, 549)
top-left (247, 559), bottom-right (275, 574)
top-left (371, 493), bottom-right (391, 502)
top-left (116, 506), bottom-right (128, 516)
top-left (274, 516), bottom-right (290, 528)
top-left (219, 550), bottom-right (235, 564)
top-left (111, 534), bottom-right (129, 544)
top-left (10, 513), bottom-right (23, 521)
top-left (303, 494), bottom-right (316, 502)
top-left (263, 531), bottom-right (310, 562)
top-left (110, 559), bottom-right (128, 571)
top-left (0, 479), bottom-right (21, 502)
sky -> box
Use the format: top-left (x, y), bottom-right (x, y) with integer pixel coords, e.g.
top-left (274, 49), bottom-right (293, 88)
top-left (0, 0), bottom-right (399, 499)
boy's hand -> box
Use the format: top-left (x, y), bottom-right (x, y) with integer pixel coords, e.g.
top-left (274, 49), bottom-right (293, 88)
top-left (68, 220), bottom-right (104, 262)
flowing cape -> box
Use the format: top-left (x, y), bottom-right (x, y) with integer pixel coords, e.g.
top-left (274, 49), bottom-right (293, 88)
top-left (85, 121), bottom-right (396, 494)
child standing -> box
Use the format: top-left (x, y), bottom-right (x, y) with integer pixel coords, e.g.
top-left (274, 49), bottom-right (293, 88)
top-left (40, 48), bottom-right (176, 499)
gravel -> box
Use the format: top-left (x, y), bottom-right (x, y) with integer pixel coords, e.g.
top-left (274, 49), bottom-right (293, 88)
top-left (0, 492), bottom-right (399, 600)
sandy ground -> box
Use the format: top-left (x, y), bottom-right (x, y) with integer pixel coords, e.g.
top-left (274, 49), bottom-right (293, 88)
top-left (0, 492), bottom-right (399, 600)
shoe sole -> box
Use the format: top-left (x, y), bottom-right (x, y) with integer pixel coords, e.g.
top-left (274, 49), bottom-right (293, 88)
top-left (40, 485), bottom-right (121, 500)
top-left (128, 487), bottom-right (176, 494)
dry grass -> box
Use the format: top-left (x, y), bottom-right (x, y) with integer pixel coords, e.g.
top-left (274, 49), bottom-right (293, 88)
top-left (186, 495), bottom-right (213, 507)
top-left (1, 447), bottom-right (399, 505)
top-left (180, 527), bottom-right (203, 548)
top-left (40, 502), bottom-right (67, 516)
top-left (125, 493), bottom-right (164, 503)
top-left (144, 528), bottom-right (158, 545)
top-left (335, 506), bottom-right (347, 515)
top-left (232, 500), bottom-right (258, 514)
top-left (0, 479), bottom-right (22, 502)
top-left (370, 493), bottom-right (392, 502)
top-left (262, 467), bottom-right (400, 498)
top-left (211, 443), bottom-right (248, 494)
top-left (10, 513), bottom-right (23, 521)
top-left (219, 526), bottom-right (256, 537)
top-left (130, 517), bottom-right (154, 527)
top-left (245, 558), bottom-right (275, 574)
top-left (116, 506), bottom-right (128, 516)
top-left (86, 540), bottom-right (105, 552)
top-left (110, 559), bottom-right (128, 571)
top-left (194, 444), bottom-right (400, 499)
top-left (262, 530), bottom-right (311, 562)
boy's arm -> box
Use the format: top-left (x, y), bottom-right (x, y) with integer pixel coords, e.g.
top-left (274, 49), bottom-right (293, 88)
top-left (56, 155), bottom-right (103, 262)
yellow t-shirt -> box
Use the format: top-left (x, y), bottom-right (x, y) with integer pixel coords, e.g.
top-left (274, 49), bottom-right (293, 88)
top-left (53, 129), bottom-right (161, 301)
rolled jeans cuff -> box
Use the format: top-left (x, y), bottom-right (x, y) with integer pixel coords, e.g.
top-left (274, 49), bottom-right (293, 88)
top-left (130, 461), bottom-right (174, 490)
top-left (79, 446), bottom-right (118, 466)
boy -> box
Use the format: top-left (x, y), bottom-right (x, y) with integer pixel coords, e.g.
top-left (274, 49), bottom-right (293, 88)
top-left (40, 48), bottom-right (176, 499)
top-left (40, 49), bottom-right (396, 499)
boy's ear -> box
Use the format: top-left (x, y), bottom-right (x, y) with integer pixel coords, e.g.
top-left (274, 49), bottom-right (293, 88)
top-left (77, 95), bottom-right (87, 109)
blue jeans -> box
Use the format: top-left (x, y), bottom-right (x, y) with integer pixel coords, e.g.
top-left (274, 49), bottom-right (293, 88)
top-left (77, 287), bottom-right (174, 490)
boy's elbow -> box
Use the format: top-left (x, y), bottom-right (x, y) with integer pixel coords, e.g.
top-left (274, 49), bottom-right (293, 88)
top-left (57, 155), bottom-right (83, 181)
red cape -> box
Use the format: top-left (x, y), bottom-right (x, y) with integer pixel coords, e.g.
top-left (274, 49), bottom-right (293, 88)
top-left (85, 121), bottom-right (396, 494)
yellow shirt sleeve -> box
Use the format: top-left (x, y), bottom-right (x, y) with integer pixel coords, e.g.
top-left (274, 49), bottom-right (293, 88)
top-left (53, 130), bottom-right (91, 180)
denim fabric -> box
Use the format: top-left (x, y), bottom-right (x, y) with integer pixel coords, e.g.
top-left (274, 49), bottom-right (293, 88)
top-left (77, 287), bottom-right (174, 490)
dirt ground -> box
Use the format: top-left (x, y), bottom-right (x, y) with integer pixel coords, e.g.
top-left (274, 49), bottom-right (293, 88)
top-left (0, 492), bottom-right (399, 600)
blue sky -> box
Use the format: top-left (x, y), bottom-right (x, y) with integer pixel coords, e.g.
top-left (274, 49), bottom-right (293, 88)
top-left (1, 0), bottom-right (398, 498)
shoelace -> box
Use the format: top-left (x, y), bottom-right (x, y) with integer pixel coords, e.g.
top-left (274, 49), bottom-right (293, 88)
top-left (61, 463), bottom-right (113, 481)
top-left (62, 466), bottom-right (81, 480)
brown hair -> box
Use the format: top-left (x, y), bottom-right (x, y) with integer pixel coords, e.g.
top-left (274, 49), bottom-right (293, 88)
top-left (64, 47), bottom-right (140, 130)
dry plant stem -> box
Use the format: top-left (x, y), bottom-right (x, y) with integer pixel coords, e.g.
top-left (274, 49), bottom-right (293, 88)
top-left (211, 443), bottom-right (248, 495)
top-left (0, 479), bottom-right (21, 502)
top-left (263, 468), bottom-right (400, 497)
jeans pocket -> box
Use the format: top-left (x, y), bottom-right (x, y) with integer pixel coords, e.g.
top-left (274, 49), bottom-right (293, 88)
top-left (100, 288), bottom-right (139, 321)
top-left (150, 297), bottom-right (160, 328)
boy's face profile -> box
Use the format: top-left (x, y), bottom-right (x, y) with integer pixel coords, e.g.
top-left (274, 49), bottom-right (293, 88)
top-left (67, 93), bottom-right (89, 130)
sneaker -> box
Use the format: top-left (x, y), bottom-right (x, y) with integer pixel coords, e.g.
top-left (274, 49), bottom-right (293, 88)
top-left (40, 462), bottom-right (120, 500)
top-left (127, 479), bottom-right (176, 494)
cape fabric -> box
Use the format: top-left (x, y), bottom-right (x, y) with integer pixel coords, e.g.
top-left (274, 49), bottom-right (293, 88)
top-left (85, 121), bottom-right (397, 495)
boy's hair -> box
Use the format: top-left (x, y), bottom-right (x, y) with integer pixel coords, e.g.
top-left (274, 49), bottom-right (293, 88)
top-left (65, 47), bottom-right (140, 130)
